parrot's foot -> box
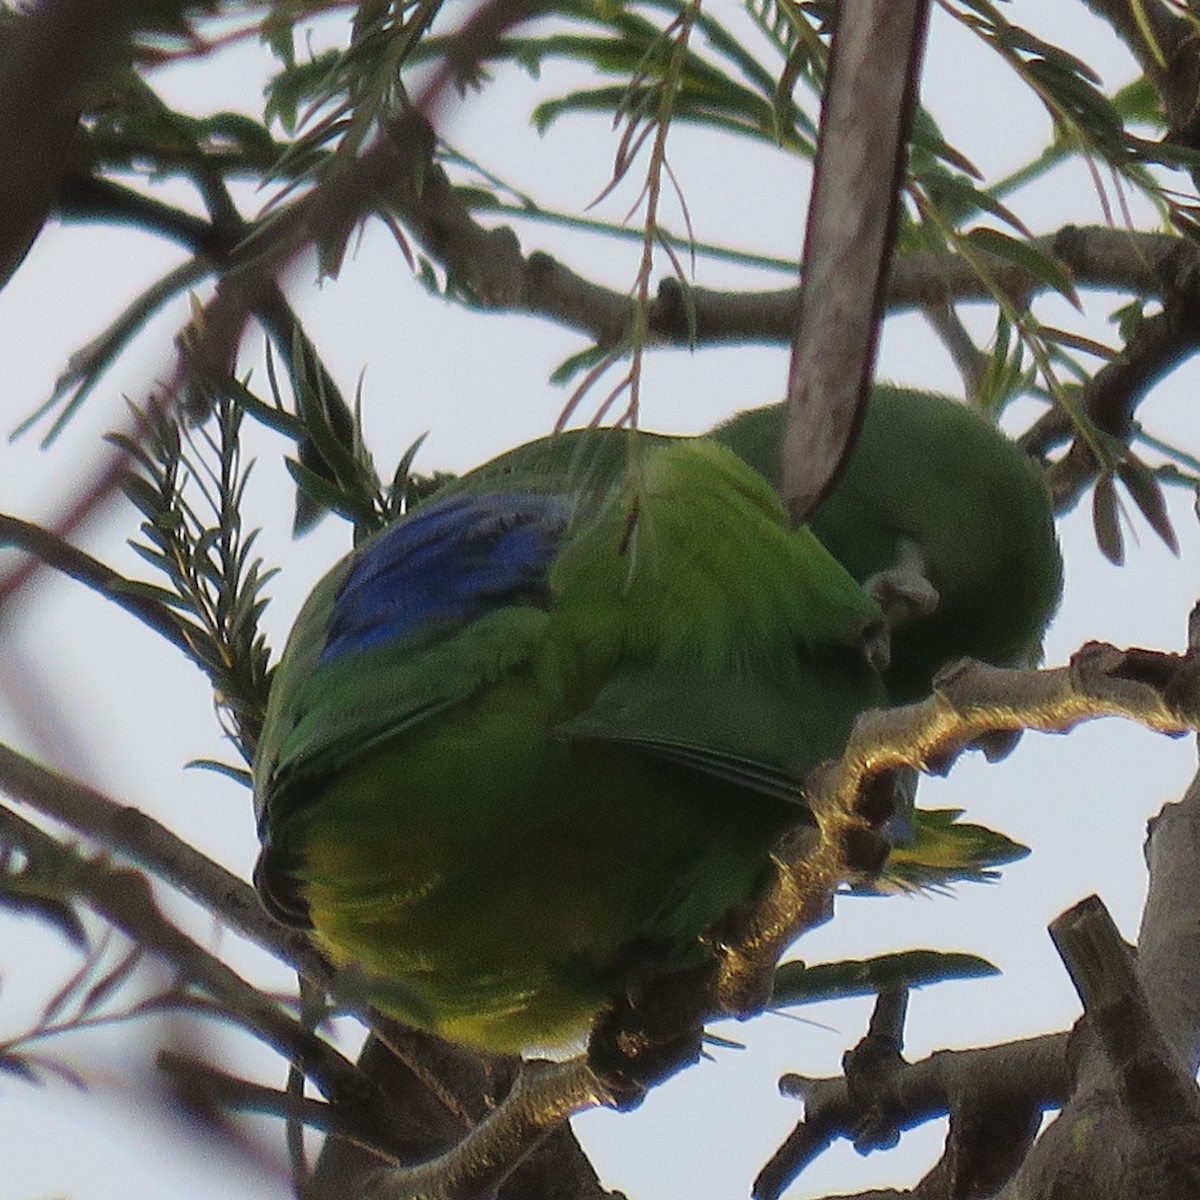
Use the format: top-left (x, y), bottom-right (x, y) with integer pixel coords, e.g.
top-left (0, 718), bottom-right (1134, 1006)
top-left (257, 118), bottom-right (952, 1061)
top-left (864, 565), bottom-right (939, 626)
top-left (863, 538), bottom-right (940, 651)
top-left (586, 958), bottom-right (717, 1110)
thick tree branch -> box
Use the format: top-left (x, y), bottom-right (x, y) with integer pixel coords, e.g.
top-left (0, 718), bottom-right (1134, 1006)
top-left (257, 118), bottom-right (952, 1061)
top-left (756, 637), bottom-right (1200, 1199)
top-left (714, 644), bottom-right (1200, 1020)
top-left (757, 1032), bottom-right (1068, 1200)
top-left (55, 156), bottom-right (1188, 350)
top-left (363, 1058), bottom-right (613, 1200)
top-left (993, 618), bottom-right (1200, 1198)
top-left (999, 791), bottom-right (1200, 1200)
top-left (1052, 895), bottom-right (1200, 1134)
top-left (0, 0), bottom-right (182, 284)
top-left (1137, 774), bottom-right (1200, 1072)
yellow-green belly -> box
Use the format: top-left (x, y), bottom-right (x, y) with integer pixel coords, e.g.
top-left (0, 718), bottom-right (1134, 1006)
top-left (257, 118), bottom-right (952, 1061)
top-left (292, 678), bottom-right (795, 1053)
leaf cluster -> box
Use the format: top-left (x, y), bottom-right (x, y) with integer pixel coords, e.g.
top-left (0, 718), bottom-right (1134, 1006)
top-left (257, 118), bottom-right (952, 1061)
top-left (5, 0), bottom-right (1190, 557)
top-left (110, 390), bottom-right (276, 765)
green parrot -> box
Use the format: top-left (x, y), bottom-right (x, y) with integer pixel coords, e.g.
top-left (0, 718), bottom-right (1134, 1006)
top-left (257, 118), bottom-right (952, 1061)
top-left (253, 388), bottom-right (1061, 1055)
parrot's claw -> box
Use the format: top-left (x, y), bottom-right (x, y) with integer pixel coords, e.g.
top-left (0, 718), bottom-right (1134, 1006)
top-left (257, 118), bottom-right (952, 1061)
top-left (586, 1020), bottom-right (704, 1111)
top-left (864, 536), bottom-right (940, 633)
top-left (586, 957), bottom-right (717, 1110)
top-left (856, 540), bottom-right (939, 673)
top-left (864, 565), bottom-right (940, 627)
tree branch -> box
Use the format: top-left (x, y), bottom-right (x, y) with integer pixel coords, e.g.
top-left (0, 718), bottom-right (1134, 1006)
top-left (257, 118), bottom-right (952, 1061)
top-left (990, 615), bottom-right (1200, 1198)
top-left (1021, 233), bottom-right (1200, 510)
top-left (0, 0), bottom-right (173, 283)
top-left (757, 533), bottom-right (1200, 1200)
top-left (1000, 849), bottom-right (1200, 1199)
top-left (0, 742), bottom-right (328, 985)
top-left (378, 127), bottom-right (1190, 350)
top-left (1052, 895), bottom-right (1200, 1134)
top-left (757, 1032), bottom-right (1068, 1200)
top-left (363, 1058), bottom-right (613, 1200)
top-left (0, 512), bottom-right (197, 659)
top-left (0, 802), bottom-right (395, 1125)
top-left (48, 142), bottom-right (1200, 528)
top-left (53, 147), bottom-right (1192, 352)
top-left (157, 1051), bottom-right (354, 1136)
top-left (714, 644), bottom-right (1200, 1020)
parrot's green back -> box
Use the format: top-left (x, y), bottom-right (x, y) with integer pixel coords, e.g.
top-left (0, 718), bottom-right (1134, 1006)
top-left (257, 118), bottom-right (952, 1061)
top-left (444, 387), bottom-right (1061, 704)
top-left (255, 441), bottom-right (887, 1052)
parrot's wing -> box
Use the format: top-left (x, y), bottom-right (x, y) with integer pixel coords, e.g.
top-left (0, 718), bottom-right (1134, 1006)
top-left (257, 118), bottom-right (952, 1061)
top-left (257, 490), bottom-right (569, 813)
top-left (254, 489), bottom-right (571, 927)
top-left (268, 607), bottom-right (551, 799)
top-left (545, 439), bottom-right (888, 805)
top-left (556, 670), bottom-right (806, 804)
top-left (253, 606), bottom-right (552, 927)
top-left (557, 649), bottom-right (883, 808)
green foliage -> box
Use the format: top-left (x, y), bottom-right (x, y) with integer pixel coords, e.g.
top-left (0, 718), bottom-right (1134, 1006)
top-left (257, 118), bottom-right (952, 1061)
top-left (874, 809), bottom-right (1030, 894)
top-left (110, 391), bottom-right (276, 760)
top-left (770, 949), bottom-right (999, 1008)
top-left (1091, 449), bottom-right (1183, 565)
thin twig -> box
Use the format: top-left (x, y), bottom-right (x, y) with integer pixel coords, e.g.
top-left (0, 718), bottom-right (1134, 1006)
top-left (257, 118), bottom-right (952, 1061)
top-left (0, 742), bottom-right (356, 1015)
top-left (0, 513), bottom-right (196, 656)
top-left (0, 803), bottom-right (393, 1131)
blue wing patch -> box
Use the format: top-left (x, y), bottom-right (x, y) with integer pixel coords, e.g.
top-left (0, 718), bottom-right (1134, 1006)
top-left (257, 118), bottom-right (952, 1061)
top-left (320, 492), bottom-right (570, 665)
